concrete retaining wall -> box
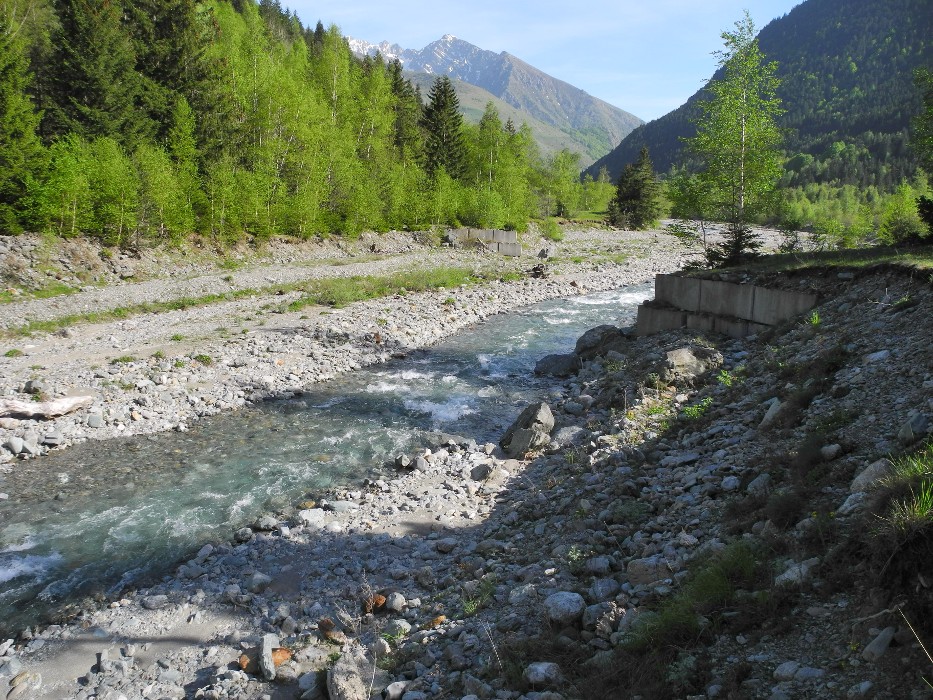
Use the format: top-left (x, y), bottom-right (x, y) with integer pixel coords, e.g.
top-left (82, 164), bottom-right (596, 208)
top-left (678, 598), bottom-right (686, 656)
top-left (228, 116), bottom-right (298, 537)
top-left (446, 229), bottom-right (518, 245)
top-left (445, 229), bottom-right (522, 257)
top-left (637, 274), bottom-right (817, 338)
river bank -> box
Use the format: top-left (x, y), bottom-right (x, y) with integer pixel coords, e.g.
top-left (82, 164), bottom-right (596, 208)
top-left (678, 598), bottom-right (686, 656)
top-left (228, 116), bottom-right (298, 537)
top-left (2, 231), bottom-right (930, 700)
top-left (0, 229), bottom-right (694, 464)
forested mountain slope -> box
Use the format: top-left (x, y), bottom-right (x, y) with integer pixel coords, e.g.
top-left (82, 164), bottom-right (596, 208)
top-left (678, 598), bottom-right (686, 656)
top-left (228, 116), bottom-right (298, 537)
top-left (586, 0), bottom-right (932, 190)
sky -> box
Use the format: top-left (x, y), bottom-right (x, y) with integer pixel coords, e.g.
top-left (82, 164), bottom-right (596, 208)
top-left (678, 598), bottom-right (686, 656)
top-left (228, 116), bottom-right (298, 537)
top-left (284, 0), bottom-right (803, 122)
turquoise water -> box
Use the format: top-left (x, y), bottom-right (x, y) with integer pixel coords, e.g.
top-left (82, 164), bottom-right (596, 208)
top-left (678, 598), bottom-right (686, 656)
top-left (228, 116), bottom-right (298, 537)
top-left (0, 283), bottom-right (652, 635)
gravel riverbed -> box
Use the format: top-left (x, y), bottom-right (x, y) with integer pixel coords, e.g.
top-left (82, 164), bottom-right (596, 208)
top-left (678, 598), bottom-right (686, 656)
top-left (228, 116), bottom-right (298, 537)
top-left (0, 229), bottom-right (692, 459)
top-left (2, 228), bottom-right (929, 700)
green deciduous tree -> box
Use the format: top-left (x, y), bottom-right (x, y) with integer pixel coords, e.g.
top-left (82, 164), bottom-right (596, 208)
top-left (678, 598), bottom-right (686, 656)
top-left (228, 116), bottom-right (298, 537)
top-left (879, 180), bottom-right (926, 243)
top-left (421, 76), bottom-right (465, 179)
top-left (87, 137), bottom-right (137, 246)
top-left (678, 11), bottom-right (784, 265)
top-left (580, 166), bottom-right (614, 214)
top-left (36, 134), bottom-right (93, 237)
top-left (135, 143), bottom-right (190, 244)
top-left (539, 149), bottom-right (581, 218)
top-left (609, 146), bottom-right (663, 229)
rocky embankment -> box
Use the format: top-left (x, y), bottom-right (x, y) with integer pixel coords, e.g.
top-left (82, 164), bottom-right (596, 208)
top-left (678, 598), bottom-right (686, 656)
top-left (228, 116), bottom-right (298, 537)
top-left (1, 234), bottom-right (932, 700)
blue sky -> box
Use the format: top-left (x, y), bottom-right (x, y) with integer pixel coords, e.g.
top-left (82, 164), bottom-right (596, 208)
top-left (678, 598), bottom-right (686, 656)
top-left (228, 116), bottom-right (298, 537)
top-left (284, 1), bottom-right (802, 122)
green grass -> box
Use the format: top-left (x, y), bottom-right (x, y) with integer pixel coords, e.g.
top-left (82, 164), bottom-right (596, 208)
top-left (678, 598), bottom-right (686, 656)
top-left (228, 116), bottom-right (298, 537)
top-left (3, 348), bottom-right (24, 357)
top-left (624, 541), bottom-right (764, 653)
top-left (883, 442), bottom-right (933, 489)
top-left (0, 281), bottom-right (78, 304)
top-left (1, 289), bottom-right (260, 339)
top-left (696, 244), bottom-right (933, 276)
top-left (568, 210), bottom-right (609, 223)
top-left (866, 442), bottom-right (933, 579)
top-left (881, 481), bottom-right (933, 544)
top-left (0, 263), bottom-right (532, 339)
top-left (285, 267), bottom-right (490, 312)
top-left (604, 252), bottom-right (631, 265)
top-left (110, 355), bottom-right (135, 364)
top-left (218, 258), bottom-right (243, 271)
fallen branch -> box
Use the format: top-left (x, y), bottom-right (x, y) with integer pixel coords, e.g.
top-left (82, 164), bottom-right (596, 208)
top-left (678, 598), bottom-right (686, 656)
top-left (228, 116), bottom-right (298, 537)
top-left (0, 396), bottom-right (94, 419)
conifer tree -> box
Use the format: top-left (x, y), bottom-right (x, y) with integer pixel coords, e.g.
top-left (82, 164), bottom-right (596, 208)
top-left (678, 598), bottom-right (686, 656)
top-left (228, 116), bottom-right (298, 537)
top-left (127, 0), bottom-right (215, 140)
top-left (46, 0), bottom-right (151, 145)
top-left (421, 76), bottom-right (465, 179)
top-left (0, 8), bottom-right (44, 233)
top-left (388, 60), bottom-right (422, 162)
top-left (609, 146), bottom-right (663, 229)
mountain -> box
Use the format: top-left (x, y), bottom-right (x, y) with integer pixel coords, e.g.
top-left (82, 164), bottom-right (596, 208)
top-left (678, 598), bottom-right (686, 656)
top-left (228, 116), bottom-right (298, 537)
top-left (585, 0), bottom-right (933, 190)
top-left (349, 35), bottom-right (643, 166)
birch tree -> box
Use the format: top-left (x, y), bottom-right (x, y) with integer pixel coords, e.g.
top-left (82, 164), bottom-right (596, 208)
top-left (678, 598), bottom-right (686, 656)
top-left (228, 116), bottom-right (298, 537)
top-left (683, 11), bottom-right (783, 265)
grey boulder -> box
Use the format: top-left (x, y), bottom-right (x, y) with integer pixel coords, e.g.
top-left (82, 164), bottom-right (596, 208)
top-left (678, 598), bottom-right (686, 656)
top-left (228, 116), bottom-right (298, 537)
top-left (500, 402), bottom-right (554, 458)
top-left (534, 352), bottom-right (581, 377)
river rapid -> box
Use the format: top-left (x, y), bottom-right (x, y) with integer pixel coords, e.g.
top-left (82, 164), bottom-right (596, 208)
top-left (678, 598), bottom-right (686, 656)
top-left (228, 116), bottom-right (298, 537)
top-left (0, 282), bottom-right (653, 637)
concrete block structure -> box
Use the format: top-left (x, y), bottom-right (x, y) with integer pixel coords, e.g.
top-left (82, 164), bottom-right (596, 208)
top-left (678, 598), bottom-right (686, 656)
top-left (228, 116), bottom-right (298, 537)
top-left (446, 228), bottom-right (520, 256)
top-left (636, 274), bottom-right (818, 338)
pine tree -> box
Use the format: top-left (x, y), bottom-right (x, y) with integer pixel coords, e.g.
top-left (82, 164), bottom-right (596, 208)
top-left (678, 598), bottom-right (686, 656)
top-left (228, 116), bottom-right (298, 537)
top-left (0, 8), bottom-right (44, 233)
top-left (127, 0), bottom-right (215, 140)
top-left (387, 59), bottom-right (422, 163)
top-left (46, 0), bottom-right (151, 145)
top-left (609, 146), bottom-right (663, 229)
top-left (421, 76), bottom-right (465, 179)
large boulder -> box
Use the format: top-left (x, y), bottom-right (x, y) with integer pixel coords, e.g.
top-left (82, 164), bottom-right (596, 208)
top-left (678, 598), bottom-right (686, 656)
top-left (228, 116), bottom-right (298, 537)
top-left (534, 353), bottom-right (582, 377)
top-left (661, 346), bottom-right (722, 384)
top-left (500, 402), bottom-right (555, 458)
top-left (575, 325), bottom-right (627, 360)
top-left (543, 591), bottom-right (586, 626)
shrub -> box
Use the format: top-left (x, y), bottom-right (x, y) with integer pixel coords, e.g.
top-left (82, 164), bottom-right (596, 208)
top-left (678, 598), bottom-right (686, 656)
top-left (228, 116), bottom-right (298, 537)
top-left (542, 217), bottom-right (564, 242)
top-left (682, 396), bottom-right (714, 419)
top-left (765, 491), bottom-right (806, 530)
top-left (879, 183), bottom-right (928, 244)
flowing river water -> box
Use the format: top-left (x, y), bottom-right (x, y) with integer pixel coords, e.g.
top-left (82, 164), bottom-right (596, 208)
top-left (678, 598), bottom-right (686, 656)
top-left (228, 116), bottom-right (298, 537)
top-left (0, 282), bottom-right (653, 636)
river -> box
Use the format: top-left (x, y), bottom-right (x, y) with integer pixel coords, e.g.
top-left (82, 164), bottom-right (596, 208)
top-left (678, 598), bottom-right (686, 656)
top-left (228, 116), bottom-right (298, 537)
top-left (0, 282), bottom-right (652, 636)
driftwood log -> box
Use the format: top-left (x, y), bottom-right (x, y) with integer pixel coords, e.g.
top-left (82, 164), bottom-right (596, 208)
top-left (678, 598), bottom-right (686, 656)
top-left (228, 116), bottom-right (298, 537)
top-left (0, 396), bottom-right (94, 419)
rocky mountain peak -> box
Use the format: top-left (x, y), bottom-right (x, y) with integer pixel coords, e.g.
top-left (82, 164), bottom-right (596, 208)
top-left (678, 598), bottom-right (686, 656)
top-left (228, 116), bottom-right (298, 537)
top-left (347, 34), bottom-right (643, 165)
